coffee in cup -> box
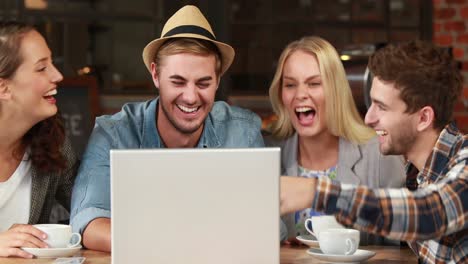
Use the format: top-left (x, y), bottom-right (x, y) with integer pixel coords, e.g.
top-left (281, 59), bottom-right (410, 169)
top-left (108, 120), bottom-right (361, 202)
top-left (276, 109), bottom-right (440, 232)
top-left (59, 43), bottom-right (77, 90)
top-left (318, 228), bottom-right (360, 255)
top-left (34, 224), bottom-right (81, 248)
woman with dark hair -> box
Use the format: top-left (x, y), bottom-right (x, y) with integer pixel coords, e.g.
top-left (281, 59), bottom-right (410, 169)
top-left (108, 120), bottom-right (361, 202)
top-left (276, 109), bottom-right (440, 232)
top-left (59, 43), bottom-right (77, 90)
top-left (0, 21), bottom-right (77, 258)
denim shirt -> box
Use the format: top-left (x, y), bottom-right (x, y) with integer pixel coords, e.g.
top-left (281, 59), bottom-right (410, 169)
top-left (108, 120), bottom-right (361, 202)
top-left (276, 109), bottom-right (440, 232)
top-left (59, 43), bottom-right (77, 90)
top-left (70, 98), bottom-right (264, 234)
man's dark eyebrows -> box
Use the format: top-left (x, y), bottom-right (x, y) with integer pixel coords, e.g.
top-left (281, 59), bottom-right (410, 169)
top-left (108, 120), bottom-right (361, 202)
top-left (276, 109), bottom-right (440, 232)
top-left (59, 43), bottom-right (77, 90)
top-left (197, 76), bottom-right (213, 82)
top-left (169, 75), bottom-right (187, 81)
top-left (372, 98), bottom-right (388, 107)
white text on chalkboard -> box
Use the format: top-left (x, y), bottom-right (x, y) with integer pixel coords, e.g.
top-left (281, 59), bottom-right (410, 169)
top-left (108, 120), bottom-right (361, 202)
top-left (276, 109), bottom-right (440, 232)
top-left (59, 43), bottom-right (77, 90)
top-left (62, 114), bottom-right (83, 136)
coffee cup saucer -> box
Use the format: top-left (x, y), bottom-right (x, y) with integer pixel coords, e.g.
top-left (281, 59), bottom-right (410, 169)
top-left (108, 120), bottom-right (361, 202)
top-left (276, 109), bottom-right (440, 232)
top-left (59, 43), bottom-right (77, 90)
top-left (296, 234), bottom-right (319, 247)
top-left (307, 247), bottom-right (376, 263)
top-left (21, 245), bottom-right (82, 258)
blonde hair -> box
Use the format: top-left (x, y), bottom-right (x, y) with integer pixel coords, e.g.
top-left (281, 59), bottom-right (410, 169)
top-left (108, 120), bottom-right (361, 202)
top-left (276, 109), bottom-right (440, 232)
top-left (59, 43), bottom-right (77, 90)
top-left (154, 38), bottom-right (222, 77)
top-left (269, 36), bottom-right (375, 144)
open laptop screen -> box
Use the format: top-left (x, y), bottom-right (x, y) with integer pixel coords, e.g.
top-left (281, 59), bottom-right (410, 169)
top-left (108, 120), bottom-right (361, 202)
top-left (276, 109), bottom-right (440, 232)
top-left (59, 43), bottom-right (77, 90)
top-left (111, 148), bottom-right (280, 264)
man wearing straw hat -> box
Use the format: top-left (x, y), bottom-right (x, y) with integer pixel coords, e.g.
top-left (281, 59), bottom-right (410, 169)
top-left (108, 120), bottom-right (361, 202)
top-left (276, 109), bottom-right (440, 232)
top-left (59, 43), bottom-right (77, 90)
top-left (70, 5), bottom-right (264, 252)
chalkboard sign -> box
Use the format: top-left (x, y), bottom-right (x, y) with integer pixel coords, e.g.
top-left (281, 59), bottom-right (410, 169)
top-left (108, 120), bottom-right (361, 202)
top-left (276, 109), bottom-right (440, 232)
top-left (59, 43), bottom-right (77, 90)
top-left (56, 77), bottom-right (100, 159)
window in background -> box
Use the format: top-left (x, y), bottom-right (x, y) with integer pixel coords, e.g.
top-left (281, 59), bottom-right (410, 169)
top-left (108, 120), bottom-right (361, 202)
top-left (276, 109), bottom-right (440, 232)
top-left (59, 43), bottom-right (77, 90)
top-left (0, 0), bottom-right (431, 97)
top-left (227, 0), bottom-right (430, 95)
top-left (1, 0), bottom-right (162, 96)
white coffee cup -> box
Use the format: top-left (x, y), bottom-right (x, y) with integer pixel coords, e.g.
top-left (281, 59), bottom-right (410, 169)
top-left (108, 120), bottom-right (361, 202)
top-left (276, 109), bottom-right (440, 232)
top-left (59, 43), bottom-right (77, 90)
top-left (304, 215), bottom-right (344, 239)
top-left (34, 224), bottom-right (81, 248)
top-left (318, 228), bottom-right (360, 255)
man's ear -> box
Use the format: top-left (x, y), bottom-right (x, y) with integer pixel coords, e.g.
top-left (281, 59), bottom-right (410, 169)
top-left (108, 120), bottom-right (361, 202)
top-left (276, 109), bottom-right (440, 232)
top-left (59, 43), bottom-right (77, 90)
top-left (0, 78), bottom-right (11, 100)
top-left (416, 106), bottom-right (435, 132)
top-left (150, 62), bottom-right (160, 90)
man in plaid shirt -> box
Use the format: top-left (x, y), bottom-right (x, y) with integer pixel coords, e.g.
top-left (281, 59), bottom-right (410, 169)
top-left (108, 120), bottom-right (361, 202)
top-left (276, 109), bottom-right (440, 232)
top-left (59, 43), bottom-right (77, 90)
top-left (280, 40), bottom-right (467, 264)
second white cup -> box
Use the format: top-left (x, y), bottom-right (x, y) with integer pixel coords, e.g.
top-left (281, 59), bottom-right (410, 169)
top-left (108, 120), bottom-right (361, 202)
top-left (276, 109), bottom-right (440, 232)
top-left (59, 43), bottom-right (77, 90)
top-left (318, 228), bottom-right (360, 255)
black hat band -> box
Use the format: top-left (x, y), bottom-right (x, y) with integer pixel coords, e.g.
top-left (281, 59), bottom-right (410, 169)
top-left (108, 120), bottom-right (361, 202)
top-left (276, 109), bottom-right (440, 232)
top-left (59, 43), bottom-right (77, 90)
top-left (163, 25), bottom-right (215, 40)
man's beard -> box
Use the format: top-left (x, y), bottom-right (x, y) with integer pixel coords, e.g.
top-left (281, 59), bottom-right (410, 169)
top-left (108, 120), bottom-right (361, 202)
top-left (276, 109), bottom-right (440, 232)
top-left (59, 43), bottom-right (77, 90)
top-left (159, 99), bottom-right (204, 135)
top-left (381, 124), bottom-right (417, 156)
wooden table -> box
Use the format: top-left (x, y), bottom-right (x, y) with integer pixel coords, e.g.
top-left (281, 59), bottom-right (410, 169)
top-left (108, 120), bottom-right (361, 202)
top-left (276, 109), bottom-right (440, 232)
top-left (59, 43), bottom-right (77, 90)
top-left (0, 250), bottom-right (109, 264)
top-left (0, 245), bottom-right (418, 263)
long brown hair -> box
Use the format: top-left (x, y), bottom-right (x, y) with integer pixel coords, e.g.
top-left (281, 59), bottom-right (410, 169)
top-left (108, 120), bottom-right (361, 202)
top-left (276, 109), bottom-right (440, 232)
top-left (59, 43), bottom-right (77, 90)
top-left (0, 21), bottom-right (66, 173)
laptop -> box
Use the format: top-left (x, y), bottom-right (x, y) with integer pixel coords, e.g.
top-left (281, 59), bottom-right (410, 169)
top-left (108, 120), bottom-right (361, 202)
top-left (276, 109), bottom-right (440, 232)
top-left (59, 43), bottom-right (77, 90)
top-left (111, 148), bottom-right (280, 264)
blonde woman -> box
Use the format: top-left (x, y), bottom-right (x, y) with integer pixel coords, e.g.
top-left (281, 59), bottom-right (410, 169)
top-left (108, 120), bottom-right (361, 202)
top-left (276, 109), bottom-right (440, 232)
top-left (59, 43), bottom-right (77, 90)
top-left (266, 36), bottom-right (406, 244)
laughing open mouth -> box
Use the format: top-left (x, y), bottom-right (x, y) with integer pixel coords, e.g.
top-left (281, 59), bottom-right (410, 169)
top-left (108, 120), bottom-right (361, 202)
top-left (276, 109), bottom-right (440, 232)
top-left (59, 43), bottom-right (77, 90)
top-left (43, 89), bottom-right (57, 99)
top-left (376, 130), bottom-right (388, 136)
top-left (295, 106), bottom-right (316, 122)
top-left (177, 104), bottom-right (200, 113)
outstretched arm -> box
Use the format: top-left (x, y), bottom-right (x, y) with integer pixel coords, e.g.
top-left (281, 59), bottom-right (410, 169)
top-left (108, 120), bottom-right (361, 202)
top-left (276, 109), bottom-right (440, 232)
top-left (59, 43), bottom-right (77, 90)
top-left (280, 163), bottom-right (468, 241)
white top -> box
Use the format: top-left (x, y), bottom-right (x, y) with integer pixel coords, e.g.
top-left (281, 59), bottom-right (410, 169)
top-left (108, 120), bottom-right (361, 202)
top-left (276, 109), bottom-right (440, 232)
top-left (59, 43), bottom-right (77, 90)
top-left (0, 152), bottom-right (32, 232)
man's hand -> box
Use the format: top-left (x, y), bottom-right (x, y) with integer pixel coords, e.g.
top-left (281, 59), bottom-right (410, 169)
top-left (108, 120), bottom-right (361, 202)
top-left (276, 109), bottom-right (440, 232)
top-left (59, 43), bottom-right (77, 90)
top-left (0, 224), bottom-right (49, 258)
top-left (280, 176), bottom-right (316, 215)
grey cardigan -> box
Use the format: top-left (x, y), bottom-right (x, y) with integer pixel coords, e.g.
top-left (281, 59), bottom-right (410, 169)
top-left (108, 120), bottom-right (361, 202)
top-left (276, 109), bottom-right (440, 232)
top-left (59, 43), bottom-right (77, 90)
top-left (28, 139), bottom-right (78, 224)
top-left (266, 133), bottom-right (406, 244)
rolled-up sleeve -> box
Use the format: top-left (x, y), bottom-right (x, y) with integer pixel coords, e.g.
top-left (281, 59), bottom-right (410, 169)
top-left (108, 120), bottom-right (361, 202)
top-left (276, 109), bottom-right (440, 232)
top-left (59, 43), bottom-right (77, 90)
top-left (70, 120), bottom-right (114, 235)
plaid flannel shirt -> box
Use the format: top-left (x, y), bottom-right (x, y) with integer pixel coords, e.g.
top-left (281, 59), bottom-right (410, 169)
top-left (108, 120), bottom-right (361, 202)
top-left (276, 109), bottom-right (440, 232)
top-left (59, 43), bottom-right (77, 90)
top-left (311, 123), bottom-right (468, 264)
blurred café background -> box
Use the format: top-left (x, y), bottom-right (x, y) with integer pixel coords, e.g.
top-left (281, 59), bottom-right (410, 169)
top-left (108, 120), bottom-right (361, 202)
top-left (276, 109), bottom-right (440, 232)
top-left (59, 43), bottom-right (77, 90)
top-left (1, 0), bottom-right (467, 157)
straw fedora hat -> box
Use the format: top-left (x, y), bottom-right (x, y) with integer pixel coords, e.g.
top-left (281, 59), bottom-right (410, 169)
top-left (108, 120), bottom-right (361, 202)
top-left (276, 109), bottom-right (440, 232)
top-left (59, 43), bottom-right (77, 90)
top-left (142, 5), bottom-right (235, 76)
